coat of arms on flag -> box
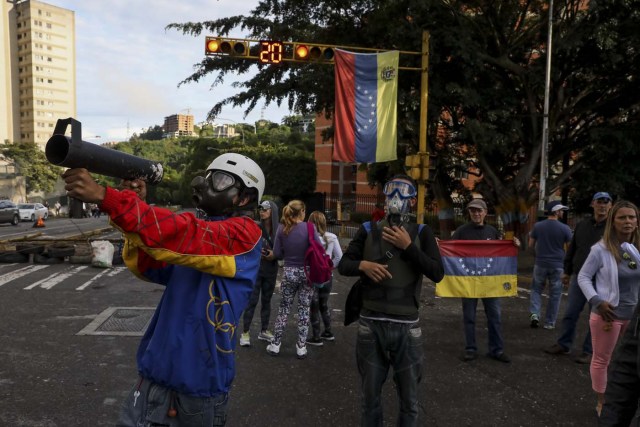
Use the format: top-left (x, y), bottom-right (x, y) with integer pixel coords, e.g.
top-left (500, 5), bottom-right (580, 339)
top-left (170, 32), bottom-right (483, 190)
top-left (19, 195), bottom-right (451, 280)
top-left (437, 240), bottom-right (518, 298)
top-left (333, 49), bottom-right (399, 164)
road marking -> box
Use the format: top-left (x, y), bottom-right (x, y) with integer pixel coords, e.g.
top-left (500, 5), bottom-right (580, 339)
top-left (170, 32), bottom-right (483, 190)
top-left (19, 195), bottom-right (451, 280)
top-left (24, 265), bottom-right (89, 290)
top-left (76, 267), bottom-right (127, 290)
top-left (0, 265), bottom-right (49, 287)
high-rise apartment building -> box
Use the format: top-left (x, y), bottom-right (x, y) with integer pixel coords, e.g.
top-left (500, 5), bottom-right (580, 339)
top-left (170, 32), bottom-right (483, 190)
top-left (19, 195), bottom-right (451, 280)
top-left (163, 113), bottom-right (194, 138)
top-left (1, 0), bottom-right (76, 150)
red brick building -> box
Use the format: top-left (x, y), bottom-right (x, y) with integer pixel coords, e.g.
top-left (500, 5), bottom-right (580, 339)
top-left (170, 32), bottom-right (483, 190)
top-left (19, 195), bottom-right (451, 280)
top-left (314, 113), bottom-right (381, 198)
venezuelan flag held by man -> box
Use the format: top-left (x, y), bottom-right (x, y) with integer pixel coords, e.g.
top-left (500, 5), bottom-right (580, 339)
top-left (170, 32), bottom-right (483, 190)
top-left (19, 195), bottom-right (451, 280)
top-left (437, 240), bottom-right (518, 298)
top-left (333, 49), bottom-right (399, 163)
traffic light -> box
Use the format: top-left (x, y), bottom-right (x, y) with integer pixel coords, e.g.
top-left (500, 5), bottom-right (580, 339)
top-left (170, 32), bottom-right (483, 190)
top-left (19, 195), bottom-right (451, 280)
top-left (294, 44), bottom-right (310, 60)
top-left (205, 37), bottom-right (248, 57)
top-left (405, 153), bottom-right (431, 182)
top-left (293, 43), bottom-right (335, 63)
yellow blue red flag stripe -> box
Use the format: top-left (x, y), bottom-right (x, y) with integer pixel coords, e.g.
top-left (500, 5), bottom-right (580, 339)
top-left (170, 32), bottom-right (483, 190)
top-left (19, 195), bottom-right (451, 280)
top-left (436, 240), bottom-right (518, 298)
top-left (333, 49), bottom-right (398, 163)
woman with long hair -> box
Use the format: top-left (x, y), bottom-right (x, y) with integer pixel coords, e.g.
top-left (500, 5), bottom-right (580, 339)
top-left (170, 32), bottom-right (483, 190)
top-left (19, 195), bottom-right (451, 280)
top-left (578, 200), bottom-right (640, 416)
top-left (306, 211), bottom-right (343, 346)
top-left (266, 200), bottom-right (319, 359)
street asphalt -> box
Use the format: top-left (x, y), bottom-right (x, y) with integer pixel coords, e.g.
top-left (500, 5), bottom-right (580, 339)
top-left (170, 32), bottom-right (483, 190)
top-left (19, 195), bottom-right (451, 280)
top-left (0, 230), bottom-right (616, 426)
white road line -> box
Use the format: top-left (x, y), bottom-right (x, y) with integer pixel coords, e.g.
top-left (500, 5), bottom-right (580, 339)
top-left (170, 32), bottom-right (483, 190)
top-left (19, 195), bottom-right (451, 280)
top-left (0, 263), bottom-right (18, 270)
top-left (75, 267), bottom-right (126, 290)
top-left (0, 265), bottom-right (49, 287)
top-left (24, 265), bottom-right (89, 290)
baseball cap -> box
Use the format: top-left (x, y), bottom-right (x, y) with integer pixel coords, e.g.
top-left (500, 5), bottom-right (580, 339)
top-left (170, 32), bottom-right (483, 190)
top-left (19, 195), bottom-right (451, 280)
top-left (467, 199), bottom-right (487, 210)
top-left (259, 201), bottom-right (271, 210)
top-left (592, 192), bottom-right (612, 202)
top-left (546, 200), bottom-right (569, 213)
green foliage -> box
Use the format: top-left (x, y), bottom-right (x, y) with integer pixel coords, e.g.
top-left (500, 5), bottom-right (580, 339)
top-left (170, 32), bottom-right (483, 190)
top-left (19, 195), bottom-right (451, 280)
top-left (167, 0), bottom-right (640, 229)
top-left (101, 138), bottom-right (190, 205)
top-left (131, 125), bottom-right (164, 141)
top-left (1, 142), bottom-right (61, 193)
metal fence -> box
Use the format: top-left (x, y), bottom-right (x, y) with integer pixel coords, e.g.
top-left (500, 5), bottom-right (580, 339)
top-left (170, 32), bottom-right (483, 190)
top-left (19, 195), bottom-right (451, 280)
top-left (317, 193), bottom-right (577, 241)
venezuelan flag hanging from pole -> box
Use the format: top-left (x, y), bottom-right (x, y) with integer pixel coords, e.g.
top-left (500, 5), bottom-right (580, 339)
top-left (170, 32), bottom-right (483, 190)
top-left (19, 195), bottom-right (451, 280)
top-left (333, 49), bottom-right (399, 163)
top-left (436, 240), bottom-right (518, 298)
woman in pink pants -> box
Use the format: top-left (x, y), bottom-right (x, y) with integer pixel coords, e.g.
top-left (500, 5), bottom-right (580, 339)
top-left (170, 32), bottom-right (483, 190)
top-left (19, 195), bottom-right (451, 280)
top-left (578, 200), bottom-right (640, 417)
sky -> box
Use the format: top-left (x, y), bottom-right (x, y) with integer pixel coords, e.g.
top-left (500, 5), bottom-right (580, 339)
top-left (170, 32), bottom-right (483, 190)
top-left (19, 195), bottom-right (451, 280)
top-left (48, 0), bottom-right (291, 142)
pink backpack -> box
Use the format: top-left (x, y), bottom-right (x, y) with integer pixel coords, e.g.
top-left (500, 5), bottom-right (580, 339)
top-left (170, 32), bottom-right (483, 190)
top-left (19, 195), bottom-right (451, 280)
top-left (304, 222), bottom-right (333, 287)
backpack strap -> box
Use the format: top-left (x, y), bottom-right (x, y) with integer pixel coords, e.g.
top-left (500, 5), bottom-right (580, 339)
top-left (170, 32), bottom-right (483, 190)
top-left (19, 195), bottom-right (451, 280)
top-left (306, 221), bottom-right (314, 245)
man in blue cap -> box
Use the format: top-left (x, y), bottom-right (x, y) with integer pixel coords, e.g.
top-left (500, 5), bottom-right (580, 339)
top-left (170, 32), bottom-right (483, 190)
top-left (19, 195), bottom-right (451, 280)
top-left (544, 192), bottom-right (612, 363)
top-left (528, 200), bottom-right (573, 329)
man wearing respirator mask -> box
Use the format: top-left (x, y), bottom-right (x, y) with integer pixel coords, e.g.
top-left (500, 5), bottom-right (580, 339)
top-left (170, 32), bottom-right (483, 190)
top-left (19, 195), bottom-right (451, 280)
top-left (338, 174), bottom-right (444, 426)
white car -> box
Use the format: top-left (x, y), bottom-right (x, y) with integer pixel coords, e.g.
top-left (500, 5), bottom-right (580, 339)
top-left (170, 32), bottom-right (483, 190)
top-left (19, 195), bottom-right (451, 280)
top-left (18, 203), bottom-right (49, 222)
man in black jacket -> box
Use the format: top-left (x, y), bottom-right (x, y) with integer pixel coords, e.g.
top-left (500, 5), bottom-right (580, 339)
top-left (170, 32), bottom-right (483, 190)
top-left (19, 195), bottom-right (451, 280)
top-left (338, 174), bottom-right (444, 427)
top-left (544, 192), bottom-right (612, 364)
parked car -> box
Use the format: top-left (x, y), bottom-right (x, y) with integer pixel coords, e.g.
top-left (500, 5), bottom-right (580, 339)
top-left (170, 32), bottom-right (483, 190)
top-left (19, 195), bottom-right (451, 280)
top-left (17, 203), bottom-right (48, 222)
top-left (0, 200), bottom-right (20, 225)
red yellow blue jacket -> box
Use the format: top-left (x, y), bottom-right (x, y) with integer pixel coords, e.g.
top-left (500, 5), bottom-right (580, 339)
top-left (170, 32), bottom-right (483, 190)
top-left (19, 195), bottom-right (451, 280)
top-left (100, 186), bottom-right (262, 397)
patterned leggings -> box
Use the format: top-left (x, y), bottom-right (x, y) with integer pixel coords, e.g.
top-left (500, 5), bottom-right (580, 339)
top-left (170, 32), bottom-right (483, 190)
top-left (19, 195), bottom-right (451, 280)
top-left (272, 266), bottom-right (314, 347)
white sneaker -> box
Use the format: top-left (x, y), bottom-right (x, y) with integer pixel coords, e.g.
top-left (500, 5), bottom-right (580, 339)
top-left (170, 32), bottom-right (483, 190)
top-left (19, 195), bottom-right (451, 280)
top-left (266, 342), bottom-right (280, 356)
top-left (239, 332), bottom-right (250, 347)
top-left (296, 343), bottom-right (307, 359)
top-left (258, 330), bottom-right (274, 342)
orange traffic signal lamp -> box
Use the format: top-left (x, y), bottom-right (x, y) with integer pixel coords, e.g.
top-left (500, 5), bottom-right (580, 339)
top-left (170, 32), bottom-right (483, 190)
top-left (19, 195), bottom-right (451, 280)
top-left (293, 43), bottom-right (334, 63)
top-left (205, 37), bottom-right (248, 57)
top-left (294, 44), bottom-right (309, 60)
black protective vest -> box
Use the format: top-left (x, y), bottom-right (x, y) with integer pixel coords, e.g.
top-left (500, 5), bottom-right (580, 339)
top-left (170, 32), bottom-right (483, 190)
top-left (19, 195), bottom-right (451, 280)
top-left (361, 220), bottom-right (422, 316)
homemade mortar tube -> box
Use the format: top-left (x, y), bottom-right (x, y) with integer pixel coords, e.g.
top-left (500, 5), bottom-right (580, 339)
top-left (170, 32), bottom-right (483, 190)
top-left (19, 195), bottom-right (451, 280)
top-left (45, 118), bottom-right (164, 185)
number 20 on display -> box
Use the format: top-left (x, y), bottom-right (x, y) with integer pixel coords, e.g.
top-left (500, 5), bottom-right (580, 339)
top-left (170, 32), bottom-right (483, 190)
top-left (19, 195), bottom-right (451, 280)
top-left (259, 41), bottom-right (283, 64)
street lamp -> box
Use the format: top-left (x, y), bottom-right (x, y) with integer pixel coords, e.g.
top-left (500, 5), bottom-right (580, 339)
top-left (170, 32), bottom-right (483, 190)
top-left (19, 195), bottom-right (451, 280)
top-left (538, 0), bottom-right (554, 213)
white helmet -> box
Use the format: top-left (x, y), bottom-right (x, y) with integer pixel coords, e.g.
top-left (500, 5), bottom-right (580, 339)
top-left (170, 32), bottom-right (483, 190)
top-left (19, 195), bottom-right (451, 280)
top-left (206, 153), bottom-right (265, 201)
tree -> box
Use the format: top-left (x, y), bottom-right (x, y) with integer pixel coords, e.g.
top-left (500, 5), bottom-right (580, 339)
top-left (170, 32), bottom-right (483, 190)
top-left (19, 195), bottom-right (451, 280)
top-left (168, 0), bottom-right (640, 235)
top-left (1, 142), bottom-right (61, 194)
top-left (429, 0), bottom-right (640, 233)
top-left (179, 137), bottom-right (316, 204)
top-left (131, 125), bottom-right (164, 141)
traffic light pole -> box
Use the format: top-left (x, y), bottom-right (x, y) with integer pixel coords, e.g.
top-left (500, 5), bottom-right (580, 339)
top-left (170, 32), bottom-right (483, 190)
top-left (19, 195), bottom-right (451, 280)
top-left (204, 33), bottom-right (430, 223)
top-left (417, 31), bottom-right (430, 225)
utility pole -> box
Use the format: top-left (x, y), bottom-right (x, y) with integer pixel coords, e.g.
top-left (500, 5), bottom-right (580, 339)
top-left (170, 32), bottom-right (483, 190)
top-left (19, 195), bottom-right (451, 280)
top-left (538, 0), bottom-right (554, 213)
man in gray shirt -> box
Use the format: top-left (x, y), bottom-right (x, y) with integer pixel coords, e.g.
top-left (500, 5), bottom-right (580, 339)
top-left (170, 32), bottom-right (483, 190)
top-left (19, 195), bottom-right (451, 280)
top-left (528, 201), bottom-right (573, 329)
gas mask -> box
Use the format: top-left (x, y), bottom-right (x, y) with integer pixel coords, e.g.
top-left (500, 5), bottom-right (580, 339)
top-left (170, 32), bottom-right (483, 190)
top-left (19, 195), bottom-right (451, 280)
top-left (382, 180), bottom-right (416, 226)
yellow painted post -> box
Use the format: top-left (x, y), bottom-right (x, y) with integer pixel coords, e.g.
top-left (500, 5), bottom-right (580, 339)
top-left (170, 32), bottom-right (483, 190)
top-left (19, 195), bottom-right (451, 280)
top-left (416, 31), bottom-right (430, 224)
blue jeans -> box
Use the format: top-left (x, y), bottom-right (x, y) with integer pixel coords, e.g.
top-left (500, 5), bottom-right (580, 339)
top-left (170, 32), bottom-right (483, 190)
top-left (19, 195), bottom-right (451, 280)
top-left (529, 265), bottom-right (564, 327)
top-left (556, 275), bottom-right (592, 354)
top-left (462, 297), bottom-right (504, 356)
top-left (356, 318), bottom-right (423, 427)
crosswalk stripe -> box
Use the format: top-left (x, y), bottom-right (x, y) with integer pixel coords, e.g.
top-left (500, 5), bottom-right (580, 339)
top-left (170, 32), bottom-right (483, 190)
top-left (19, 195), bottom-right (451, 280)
top-left (0, 265), bottom-right (49, 287)
top-left (24, 265), bottom-right (89, 290)
top-left (75, 267), bottom-right (126, 290)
